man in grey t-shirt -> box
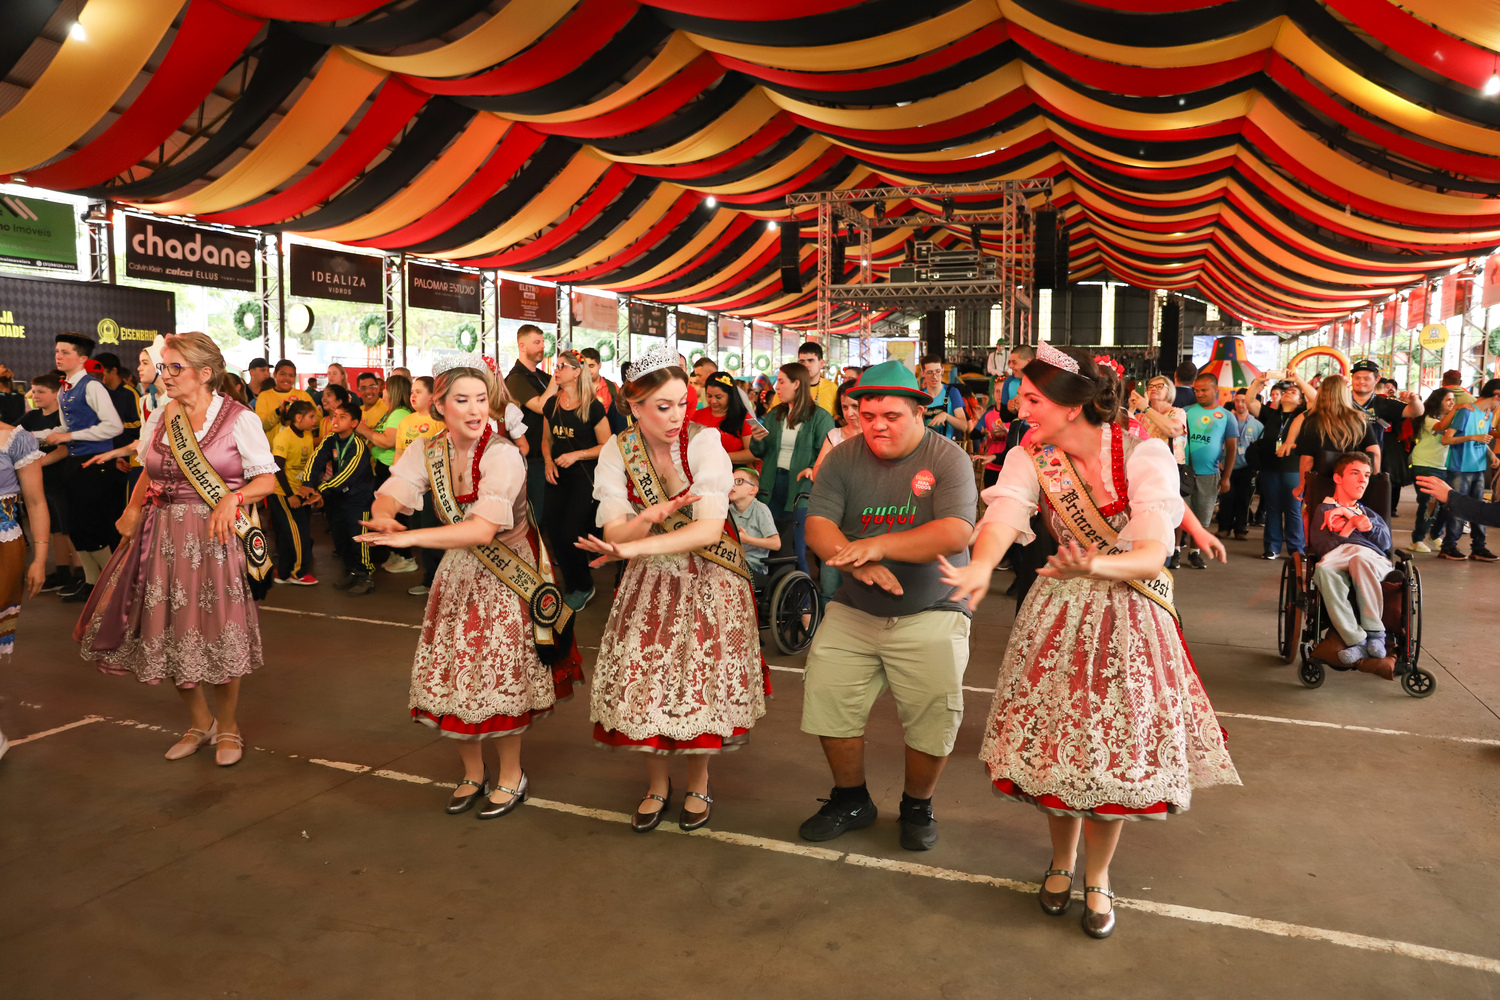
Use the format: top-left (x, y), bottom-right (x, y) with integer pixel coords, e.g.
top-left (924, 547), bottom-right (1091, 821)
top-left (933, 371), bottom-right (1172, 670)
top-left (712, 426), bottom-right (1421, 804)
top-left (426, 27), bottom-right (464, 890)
top-left (798, 359), bottom-right (976, 852)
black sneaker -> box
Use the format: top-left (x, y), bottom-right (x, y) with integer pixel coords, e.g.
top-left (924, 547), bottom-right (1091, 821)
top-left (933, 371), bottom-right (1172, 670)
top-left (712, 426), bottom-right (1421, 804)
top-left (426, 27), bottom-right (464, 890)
top-left (347, 575), bottom-right (375, 596)
top-left (1262, 551), bottom-right (1278, 560)
top-left (39, 570), bottom-right (70, 593)
top-left (58, 576), bottom-right (85, 598)
top-left (60, 582), bottom-right (93, 604)
top-left (898, 798), bottom-right (938, 851)
top-left (1167, 551), bottom-right (1180, 570)
top-left (1470, 548), bottom-right (1498, 562)
top-left (1188, 550), bottom-right (1207, 570)
top-left (332, 572), bottom-right (359, 591)
top-left (798, 791), bottom-right (878, 842)
top-left (1439, 548), bottom-right (1467, 561)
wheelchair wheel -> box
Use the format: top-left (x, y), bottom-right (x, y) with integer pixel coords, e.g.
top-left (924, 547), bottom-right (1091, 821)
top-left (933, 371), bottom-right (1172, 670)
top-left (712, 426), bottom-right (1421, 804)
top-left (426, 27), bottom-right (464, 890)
top-left (1298, 656), bottom-right (1325, 689)
top-left (1403, 564), bottom-right (1422, 668)
top-left (1401, 667), bottom-right (1436, 698)
top-left (770, 571), bottom-right (821, 655)
top-left (1277, 559), bottom-right (1302, 663)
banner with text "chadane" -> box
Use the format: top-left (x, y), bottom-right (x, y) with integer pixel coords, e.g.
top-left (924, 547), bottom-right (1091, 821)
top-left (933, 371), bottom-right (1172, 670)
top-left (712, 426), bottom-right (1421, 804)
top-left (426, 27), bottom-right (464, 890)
top-left (124, 215), bottom-right (256, 292)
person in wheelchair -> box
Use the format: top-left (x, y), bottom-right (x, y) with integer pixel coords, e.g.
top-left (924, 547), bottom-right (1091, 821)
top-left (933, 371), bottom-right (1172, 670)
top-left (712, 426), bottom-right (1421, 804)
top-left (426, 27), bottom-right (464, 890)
top-left (1309, 453), bottom-right (1393, 665)
top-left (728, 467), bottom-right (780, 589)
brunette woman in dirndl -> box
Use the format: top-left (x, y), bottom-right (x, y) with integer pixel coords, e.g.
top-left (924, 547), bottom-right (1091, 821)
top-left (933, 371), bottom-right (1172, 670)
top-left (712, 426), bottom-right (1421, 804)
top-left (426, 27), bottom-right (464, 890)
top-left (579, 348), bottom-right (764, 833)
top-left (356, 359), bottom-right (581, 820)
top-left (942, 346), bottom-right (1238, 939)
top-left (0, 421), bottom-right (49, 761)
top-left (77, 333), bottom-right (279, 767)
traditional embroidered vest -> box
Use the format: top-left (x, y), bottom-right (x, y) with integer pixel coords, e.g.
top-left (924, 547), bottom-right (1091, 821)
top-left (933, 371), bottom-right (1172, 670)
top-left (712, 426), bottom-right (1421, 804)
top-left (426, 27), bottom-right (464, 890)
top-left (59, 373), bottom-right (108, 456)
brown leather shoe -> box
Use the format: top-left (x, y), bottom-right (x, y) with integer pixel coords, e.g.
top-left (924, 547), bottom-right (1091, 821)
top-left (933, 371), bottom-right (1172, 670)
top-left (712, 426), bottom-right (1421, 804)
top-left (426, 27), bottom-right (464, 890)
top-left (679, 785), bottom-right (713, 832)
top-left (1082, 886), bottom-right (1116, 939)
top-left (631, 780), bottom-right (671, 833)
top-left (1038, 868), bottom-right (1074, 915)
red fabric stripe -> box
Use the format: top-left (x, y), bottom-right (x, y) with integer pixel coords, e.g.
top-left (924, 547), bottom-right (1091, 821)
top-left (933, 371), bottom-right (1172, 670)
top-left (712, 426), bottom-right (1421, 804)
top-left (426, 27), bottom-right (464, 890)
top-left (202, 79), bottom-right (431, 226)
top-left (625, 117), bottom-right (798, 180)
top-left (552, 192), bottom-right (707, 281)
top-left (637, 0), bottom-right (857, 18)
top-left (1007, 23), bottom-right (1267, 96)
top-left (346, 124), bottom-right (548, 248)
top-left (459, 166), bottom-right (638, 268)
top-left (403, 0), bottom-right (639, 97)
top-left (615, 214), bottom-right (760, 291)
top-left (1324, 0), bottom-right (1496, 91)
top-left (712, 148), bottom-right (847, 205)
top-left (218, 0), bottom-right (386, 19)
top-left (526, 56), bottom-right (727, 140)
top-left (592, 722), bottom-right (750, 752)
top-left (713, 24), bottom-right (1009, 92)
top-left (25, 0), bottom-right (263, 191)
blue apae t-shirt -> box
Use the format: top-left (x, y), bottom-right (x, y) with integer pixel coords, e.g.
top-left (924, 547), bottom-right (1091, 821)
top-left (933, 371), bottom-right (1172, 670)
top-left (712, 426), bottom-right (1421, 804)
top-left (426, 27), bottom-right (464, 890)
top-left (1446, 406), bottom-right (1494, 473)
top-left (1183, 403), bottom-right (1239, 475)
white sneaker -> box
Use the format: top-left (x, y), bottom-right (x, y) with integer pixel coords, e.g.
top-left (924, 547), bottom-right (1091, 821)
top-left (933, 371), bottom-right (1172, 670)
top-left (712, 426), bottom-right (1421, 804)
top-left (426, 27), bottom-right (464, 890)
top-left (1409, 541), bottom-right (1432, 553)
top-left (407, 584), bottom-right (430, 596)
top-left (384, 555), bottom-right (419, 574)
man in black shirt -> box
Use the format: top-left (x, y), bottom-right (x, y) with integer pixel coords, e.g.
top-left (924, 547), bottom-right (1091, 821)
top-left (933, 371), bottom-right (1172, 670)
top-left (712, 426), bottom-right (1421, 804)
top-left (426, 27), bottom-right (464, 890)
top-left (505, 323), bottom-right (557, 519)
top-left (92, 353), bottom-right (142, 459)
top-left (1348, 359), bottom-right (1422, 515)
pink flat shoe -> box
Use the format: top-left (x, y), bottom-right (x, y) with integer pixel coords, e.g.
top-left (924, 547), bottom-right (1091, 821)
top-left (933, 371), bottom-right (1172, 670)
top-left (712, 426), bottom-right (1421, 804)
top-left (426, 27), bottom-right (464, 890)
top-left (165, 722), bottom-right (217, 760)
top-left (214, 731), bottom-right (244, 767)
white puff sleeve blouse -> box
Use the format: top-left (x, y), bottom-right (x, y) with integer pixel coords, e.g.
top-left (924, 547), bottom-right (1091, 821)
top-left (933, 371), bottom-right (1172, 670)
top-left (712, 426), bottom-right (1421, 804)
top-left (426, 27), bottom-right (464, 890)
top-left (594, 429), bottom-right (733, 527)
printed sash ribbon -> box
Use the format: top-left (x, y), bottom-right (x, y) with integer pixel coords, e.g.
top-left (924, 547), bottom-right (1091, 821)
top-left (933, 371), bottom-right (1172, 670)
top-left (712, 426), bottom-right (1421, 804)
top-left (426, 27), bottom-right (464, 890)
top-left (424, 432), bottom-right (573, 648)
top-left (164, 404), bottom-right (271, 581)
top-left (1030, 443), bottom-right (1178, 621)
top-left (615, 424), bottom-right (752, 582)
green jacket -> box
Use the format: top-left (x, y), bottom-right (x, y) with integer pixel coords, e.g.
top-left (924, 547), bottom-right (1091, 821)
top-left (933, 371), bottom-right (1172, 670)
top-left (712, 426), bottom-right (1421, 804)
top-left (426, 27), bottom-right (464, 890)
top-left (749, 405), bottom-right (835, 515)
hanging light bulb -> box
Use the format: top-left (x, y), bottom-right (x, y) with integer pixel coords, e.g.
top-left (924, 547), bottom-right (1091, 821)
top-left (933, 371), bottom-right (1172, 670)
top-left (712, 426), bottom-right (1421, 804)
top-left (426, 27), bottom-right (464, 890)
top-left (1485, 73), bottom-right (1500, 97)
top-left (68, 21), bottom-right (87, 41)
top-left (704, 196), bottom-right (717, 208)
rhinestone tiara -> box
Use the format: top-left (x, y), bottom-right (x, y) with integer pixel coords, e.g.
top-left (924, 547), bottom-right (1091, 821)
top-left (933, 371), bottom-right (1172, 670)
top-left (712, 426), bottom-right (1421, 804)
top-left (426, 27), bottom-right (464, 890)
top-left (629, 344), bottom-right (680, 382)
top-left (433, 351), bottom-right (492, 378)
top-left (1035, 342), bottom-right (1082, 376)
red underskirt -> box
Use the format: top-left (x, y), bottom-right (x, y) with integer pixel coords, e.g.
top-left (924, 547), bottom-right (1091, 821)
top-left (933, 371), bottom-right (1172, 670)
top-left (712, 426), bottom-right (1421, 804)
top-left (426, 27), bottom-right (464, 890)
top-left (592, 723), bottom-right (751, 755)
top-left (412, 647), bottom-right (585, 739)
top-left (992, 778), bottom-right (1178, 820)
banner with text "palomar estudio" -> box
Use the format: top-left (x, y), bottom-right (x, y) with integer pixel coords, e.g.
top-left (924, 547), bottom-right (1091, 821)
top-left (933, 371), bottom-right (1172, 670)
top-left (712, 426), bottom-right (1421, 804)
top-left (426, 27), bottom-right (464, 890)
top-left (0, 273), bottom-right (174, 378)
top-left (123, 215), bottom-right (257, 292)
top-left (0, 193), bottom-right (77, 271)
top-left (406, 262), bottom-right (481, 314)
top-left (287, 243), bottom-right (383, 304)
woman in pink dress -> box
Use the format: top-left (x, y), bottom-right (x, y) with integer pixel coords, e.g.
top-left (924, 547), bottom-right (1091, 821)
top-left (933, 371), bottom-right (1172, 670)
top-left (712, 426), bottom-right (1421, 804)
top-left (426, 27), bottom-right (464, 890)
top-left (77, 332), bottom-right (279, 767)
top-left (579, 346), bottom-right (764, 834)
top-left (941, 345), bottom-right (1238, 940)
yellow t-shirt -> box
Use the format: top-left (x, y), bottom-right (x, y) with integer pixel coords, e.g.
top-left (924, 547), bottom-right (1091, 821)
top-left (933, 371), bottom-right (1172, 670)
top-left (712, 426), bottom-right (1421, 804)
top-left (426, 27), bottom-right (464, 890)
top-left (255, 388), bottom-right (315, 441)
top-left (770, 377), bottom-right (838, 416)
top-left (394, 411), bottom-right (445, 459)
top-left (359, 396), bottom-right (389, 431)
top-left (271, 424), bottom-right (318, 496)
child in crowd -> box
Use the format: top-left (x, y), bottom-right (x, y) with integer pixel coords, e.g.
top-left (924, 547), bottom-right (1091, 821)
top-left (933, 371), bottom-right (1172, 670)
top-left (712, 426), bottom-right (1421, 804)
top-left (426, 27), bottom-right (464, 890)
top-left (269, 400), bottom-right (321, 585)
top-left (20, 371), bottom-right (76, 591)
top-left (302, 397), bottom-right (377, 595)
top-left (1309, 453), bottom-right (1392, 665)
top-left (728, 467), bottom-right (780, 587)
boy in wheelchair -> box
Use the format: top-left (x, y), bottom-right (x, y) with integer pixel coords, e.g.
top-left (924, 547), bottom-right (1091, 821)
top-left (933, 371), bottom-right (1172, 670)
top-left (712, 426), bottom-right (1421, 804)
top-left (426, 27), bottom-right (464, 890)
top-left (729, 467), bottom-right (781, 591)
top-left (1309, 453), bottom-right (1392, 665)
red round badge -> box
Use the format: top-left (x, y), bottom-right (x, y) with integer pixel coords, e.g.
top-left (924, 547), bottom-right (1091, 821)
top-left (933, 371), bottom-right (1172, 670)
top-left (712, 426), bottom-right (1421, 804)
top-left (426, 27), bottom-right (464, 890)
top-left (911, 469), bottom-right (935, 497)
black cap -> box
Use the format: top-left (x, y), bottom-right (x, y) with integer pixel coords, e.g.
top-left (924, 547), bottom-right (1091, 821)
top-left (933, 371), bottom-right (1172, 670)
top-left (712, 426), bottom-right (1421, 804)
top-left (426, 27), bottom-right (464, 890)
top-left (248, 357), bottom-right (271, 369)
top-left (1350, 359), bottom-right (1381, 374)
top-left (54, 332), bottom-right (93, 351)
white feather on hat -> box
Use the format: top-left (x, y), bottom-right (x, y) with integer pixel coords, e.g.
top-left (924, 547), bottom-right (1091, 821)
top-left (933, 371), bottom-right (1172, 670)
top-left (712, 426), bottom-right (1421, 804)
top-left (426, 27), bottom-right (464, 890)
top-left (145, 335), bottom-right (167, 368)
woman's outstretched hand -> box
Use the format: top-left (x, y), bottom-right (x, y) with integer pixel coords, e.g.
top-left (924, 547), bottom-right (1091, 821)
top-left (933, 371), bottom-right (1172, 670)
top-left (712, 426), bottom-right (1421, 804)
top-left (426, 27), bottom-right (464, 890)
top-left (937, 554), bottom-right (990, 611)
top-left (575, 533), bottom-right (632, 567)
top-left (1037, 539), bottom-right (1100, 581)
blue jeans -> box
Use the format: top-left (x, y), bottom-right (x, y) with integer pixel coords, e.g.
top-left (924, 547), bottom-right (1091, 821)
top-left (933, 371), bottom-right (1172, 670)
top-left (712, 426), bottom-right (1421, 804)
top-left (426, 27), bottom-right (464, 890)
top-left (768, 468), bottom-right (809, 574)
top-left (1261, 471), bottom-right (1303, 555)
top-left (1410, 465), bottom-right (1449, 544)
top-left (1442, 471), bottom-right (1487, 552)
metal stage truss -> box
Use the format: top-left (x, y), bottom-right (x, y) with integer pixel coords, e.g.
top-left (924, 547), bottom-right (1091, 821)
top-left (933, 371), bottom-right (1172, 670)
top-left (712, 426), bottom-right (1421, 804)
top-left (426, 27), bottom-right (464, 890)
top-left (786, 179), bottom-right (1053, 359)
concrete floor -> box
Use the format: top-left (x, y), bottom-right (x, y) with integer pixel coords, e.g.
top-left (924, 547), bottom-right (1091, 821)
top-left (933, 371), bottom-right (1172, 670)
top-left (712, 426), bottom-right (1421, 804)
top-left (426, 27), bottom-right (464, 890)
top-left (2, 502), bottom-right (1498, 1000)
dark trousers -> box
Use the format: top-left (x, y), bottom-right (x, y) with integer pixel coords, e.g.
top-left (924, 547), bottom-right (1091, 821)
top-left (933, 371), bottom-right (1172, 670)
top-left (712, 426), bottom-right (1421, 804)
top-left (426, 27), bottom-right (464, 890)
top-left (1410, 465), bottom-right (1449, 543)
top-left (768, 468), bottom-right (809, 573)
top-left (544, 468), bottom-right (598, 595)
top-left (1261, 471), bottom-right (1304, 556)
top-left (1442, 471), bottom-right (1488, 552)
top-left (419, 493), bottom-right (442, 587)
top-left (525, 456), bottom-right (546, 522)
top-left (267, 494), bottom-right (312, 578)
top-left (325, 498), bottom-right (374, 578)
top-left (61, 455), bottom-right (125, 552)
top-left (1220, 466), bottom-right (1256, 534)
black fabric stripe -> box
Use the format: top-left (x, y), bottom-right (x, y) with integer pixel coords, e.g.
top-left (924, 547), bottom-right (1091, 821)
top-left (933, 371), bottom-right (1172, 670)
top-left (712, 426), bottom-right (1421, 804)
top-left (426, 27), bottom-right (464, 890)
top-left (648, 0), bottom-right (970, 47)
top-left (263, 97), bottom-right (476, 233)
top-left (483, 174), bottom-right (661, 271)
top-left (286, 0), bottom-right (492, 47)
top-left (586, 74), bottom-right (754, 155)
top-left (634, 221), bottom-right (768, 294)
top-left (582, 201), bottom-right (721, 283)
top-left (754, 40), bottom-right (1015, 107)
top-left (91, 24), bottom-right (327, 199)
top-left (1005, 0), bottom-right (1283, 49)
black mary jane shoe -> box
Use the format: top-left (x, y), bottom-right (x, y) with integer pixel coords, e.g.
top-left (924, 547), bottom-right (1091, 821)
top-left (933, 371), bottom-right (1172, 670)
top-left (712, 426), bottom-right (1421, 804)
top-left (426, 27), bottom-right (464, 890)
top-left (476, 772), bottom-right (528, 820)
top-left (1038, 868), bottom-right (1074, 916)
top-left (631, 781), bottom-right (672, 833)
top-left (1081, 886), bottom-right (1116, 939)
top-left (679, 785), bottom-right (713, 832)
top-left (445, 769), bottom-right (492, 815)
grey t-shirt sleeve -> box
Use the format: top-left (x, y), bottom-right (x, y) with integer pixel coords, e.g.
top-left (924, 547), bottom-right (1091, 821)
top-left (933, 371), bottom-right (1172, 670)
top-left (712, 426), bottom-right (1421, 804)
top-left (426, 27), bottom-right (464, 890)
top-left (805, 443), bottom-right (848, 526)
top-left (929, 438), bottom-right (979, 524)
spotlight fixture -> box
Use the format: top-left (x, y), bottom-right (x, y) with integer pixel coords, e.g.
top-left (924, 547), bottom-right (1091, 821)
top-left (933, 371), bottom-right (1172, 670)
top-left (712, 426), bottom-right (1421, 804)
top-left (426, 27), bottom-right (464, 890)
top-left (1485, 73), bottom-right (1500, 97)
top-left (767, 220), bottom-right (778, 230)
top-left (68, 21), bottom-right (86, 41)
top-left (704, 196), bottom-right (717, 207)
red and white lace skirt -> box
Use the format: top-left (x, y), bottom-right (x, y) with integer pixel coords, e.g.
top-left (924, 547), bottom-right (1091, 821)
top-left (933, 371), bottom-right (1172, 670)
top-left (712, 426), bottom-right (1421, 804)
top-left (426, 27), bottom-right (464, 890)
top-left (409, 547), bottom-right (579, 740)
top-left (980, 575), bottom-right (1240, 821)
top-left (591, 551), bottom-right (764, 754)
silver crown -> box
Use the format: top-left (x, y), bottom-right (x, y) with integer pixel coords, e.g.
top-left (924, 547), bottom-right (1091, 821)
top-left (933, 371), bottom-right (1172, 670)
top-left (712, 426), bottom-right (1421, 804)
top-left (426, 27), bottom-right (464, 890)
top-left (1035, 342), bottom-right (1081, 375)
top-left (433, 351), bottom-right (491, 377)
top-left (629, 344), bottom-right (679, 382)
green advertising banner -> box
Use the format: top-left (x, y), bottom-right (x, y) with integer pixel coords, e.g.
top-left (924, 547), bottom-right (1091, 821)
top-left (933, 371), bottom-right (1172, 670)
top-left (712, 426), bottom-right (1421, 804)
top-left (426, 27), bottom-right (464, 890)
top-left (0, 194), bottom-right (77, 271)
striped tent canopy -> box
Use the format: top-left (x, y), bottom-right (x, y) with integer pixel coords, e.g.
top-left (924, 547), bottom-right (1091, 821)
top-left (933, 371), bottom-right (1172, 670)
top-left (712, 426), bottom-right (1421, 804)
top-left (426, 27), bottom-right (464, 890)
top-left (1199, 335), bottom-right (1262, 389)
top-left (4, 0), bottom-right (1500, 329)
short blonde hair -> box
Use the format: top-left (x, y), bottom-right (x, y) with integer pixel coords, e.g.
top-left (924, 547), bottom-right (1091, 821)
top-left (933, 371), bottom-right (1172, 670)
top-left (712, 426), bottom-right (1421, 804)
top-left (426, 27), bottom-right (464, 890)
top-left (164, 331), bottom-right (225, 391)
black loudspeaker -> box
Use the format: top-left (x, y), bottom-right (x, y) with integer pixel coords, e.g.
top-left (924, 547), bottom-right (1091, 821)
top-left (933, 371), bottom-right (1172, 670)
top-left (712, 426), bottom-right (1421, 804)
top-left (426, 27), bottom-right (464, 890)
top-left (969, 225), bottom-right (984, 251)
top-left (1054, 223), bottom-right (1070, 291)
top-left (830, 238), bottom-right (846, 285)
top-left (1034, 210), bottom-right (1057, 289)
top-left (780, 223), bottom-right (802, 293)
top-left (1158, 298), bottom-right (1181, 376)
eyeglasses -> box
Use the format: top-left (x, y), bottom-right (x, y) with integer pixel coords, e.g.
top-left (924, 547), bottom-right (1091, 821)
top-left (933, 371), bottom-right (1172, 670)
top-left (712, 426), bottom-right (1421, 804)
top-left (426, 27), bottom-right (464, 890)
top-left (556, 360), bottom-right (580, 370)
top-left (154, 363), bottom-right (188, 377)
top-left (732, 478), bottom-right (754, 488)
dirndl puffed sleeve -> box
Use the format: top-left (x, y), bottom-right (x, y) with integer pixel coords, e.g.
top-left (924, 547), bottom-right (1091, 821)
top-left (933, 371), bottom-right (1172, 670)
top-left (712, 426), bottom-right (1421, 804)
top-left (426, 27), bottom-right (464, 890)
top-left (1117, 437), bottom-right (1185, 553)
top-left (378, 436), bottom-right (433, 514)
top-left (593, 434), bottom-right (632, 526)
top-left (8, 428), bottom-right (42, 470)
top-left (978, 446), bottom-right (1040, 546)
top-left (230, 409), bottom-right (280, 477)
top-left (504, 402), bottom-right (526, 441)
top-left (686, 428), bottom-right (731, 523)
top-left (468, 441), bottom-right (525, 530)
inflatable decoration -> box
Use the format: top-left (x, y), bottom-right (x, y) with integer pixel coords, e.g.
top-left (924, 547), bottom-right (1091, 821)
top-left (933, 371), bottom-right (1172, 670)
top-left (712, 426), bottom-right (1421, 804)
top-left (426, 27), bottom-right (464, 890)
top-left (1199, 336), bottom-right (1263, 400)
top-left (1287, 345), bottom-right (1349, 379)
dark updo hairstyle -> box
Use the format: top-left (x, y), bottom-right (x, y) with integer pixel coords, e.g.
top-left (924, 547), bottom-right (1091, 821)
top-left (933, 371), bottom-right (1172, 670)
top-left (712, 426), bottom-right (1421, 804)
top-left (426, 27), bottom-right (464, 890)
top-left (1022, 351), bottom-right (1123, 427)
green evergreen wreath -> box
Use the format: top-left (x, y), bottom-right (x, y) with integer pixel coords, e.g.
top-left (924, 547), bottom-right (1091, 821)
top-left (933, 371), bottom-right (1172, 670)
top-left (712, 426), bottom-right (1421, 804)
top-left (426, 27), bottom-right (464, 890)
top-left (358, 314), bottom-right (386, 348)
top-left (724, 352), bottom-right (742, 371)
top-left (544, 332), bottom-right (556, 355)
top-left (753, 354), bottom-right (771, 372)
top-left (233, 301), bottom-right (261, 342)
top-left (596, 341), bottom-right (616, 362)
top-left (455, 323), bottom-right (479, 352)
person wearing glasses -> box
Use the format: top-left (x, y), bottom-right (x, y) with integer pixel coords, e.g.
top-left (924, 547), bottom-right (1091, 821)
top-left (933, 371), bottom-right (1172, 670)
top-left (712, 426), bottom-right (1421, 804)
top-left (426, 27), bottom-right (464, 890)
top-left (542, 351), bottom-right (610, 610)
top-left (728, 467), bottom-right (779, 586)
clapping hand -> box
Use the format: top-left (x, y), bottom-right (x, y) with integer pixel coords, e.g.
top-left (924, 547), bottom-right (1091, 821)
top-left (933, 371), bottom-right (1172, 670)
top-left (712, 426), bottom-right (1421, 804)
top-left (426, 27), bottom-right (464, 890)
top-left (575, 533), bottom-right (632, 567)
top-left (1037, 540), bottom-right (1099, 581)
top-left (636, 494), bottom-right (700, 527)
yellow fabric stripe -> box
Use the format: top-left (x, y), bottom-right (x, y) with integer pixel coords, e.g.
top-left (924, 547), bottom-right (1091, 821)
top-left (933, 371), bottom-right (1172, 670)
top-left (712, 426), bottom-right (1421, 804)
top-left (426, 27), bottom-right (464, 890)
top-left (0, 0), bottom-right (184, 173)
top-left (426, 149), bottom-right (612, 258)
top-left (503, 34), bottom-right (703, 124)
top-left (530, 183), bottom-right (684, 277)
top-left (608, 209), bottom-right (739, 290)
top-left (1395, 0), bottom-right (1500, 52)
top-left (997, 1), bottom-right (1281, 69)
top-left (147, 52), bottom-right (386, 216)
top-left (342, 0), bottom-right (580, 75)
top-left (296, 116), bottom-right (511, 242)
top-left (697, 136), bottom-right (830, 195)
top-left (588, 89), bottom-right (780, 166)
top-left (684, 0), bottom-right (998, 72)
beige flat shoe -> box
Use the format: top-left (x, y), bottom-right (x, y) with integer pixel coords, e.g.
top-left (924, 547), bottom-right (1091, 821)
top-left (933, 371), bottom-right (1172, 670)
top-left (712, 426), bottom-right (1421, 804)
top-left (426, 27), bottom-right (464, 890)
top-left (165, 722), bottom-right (217, 760)
top-left (214, 731), bottom-right (244, 767)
